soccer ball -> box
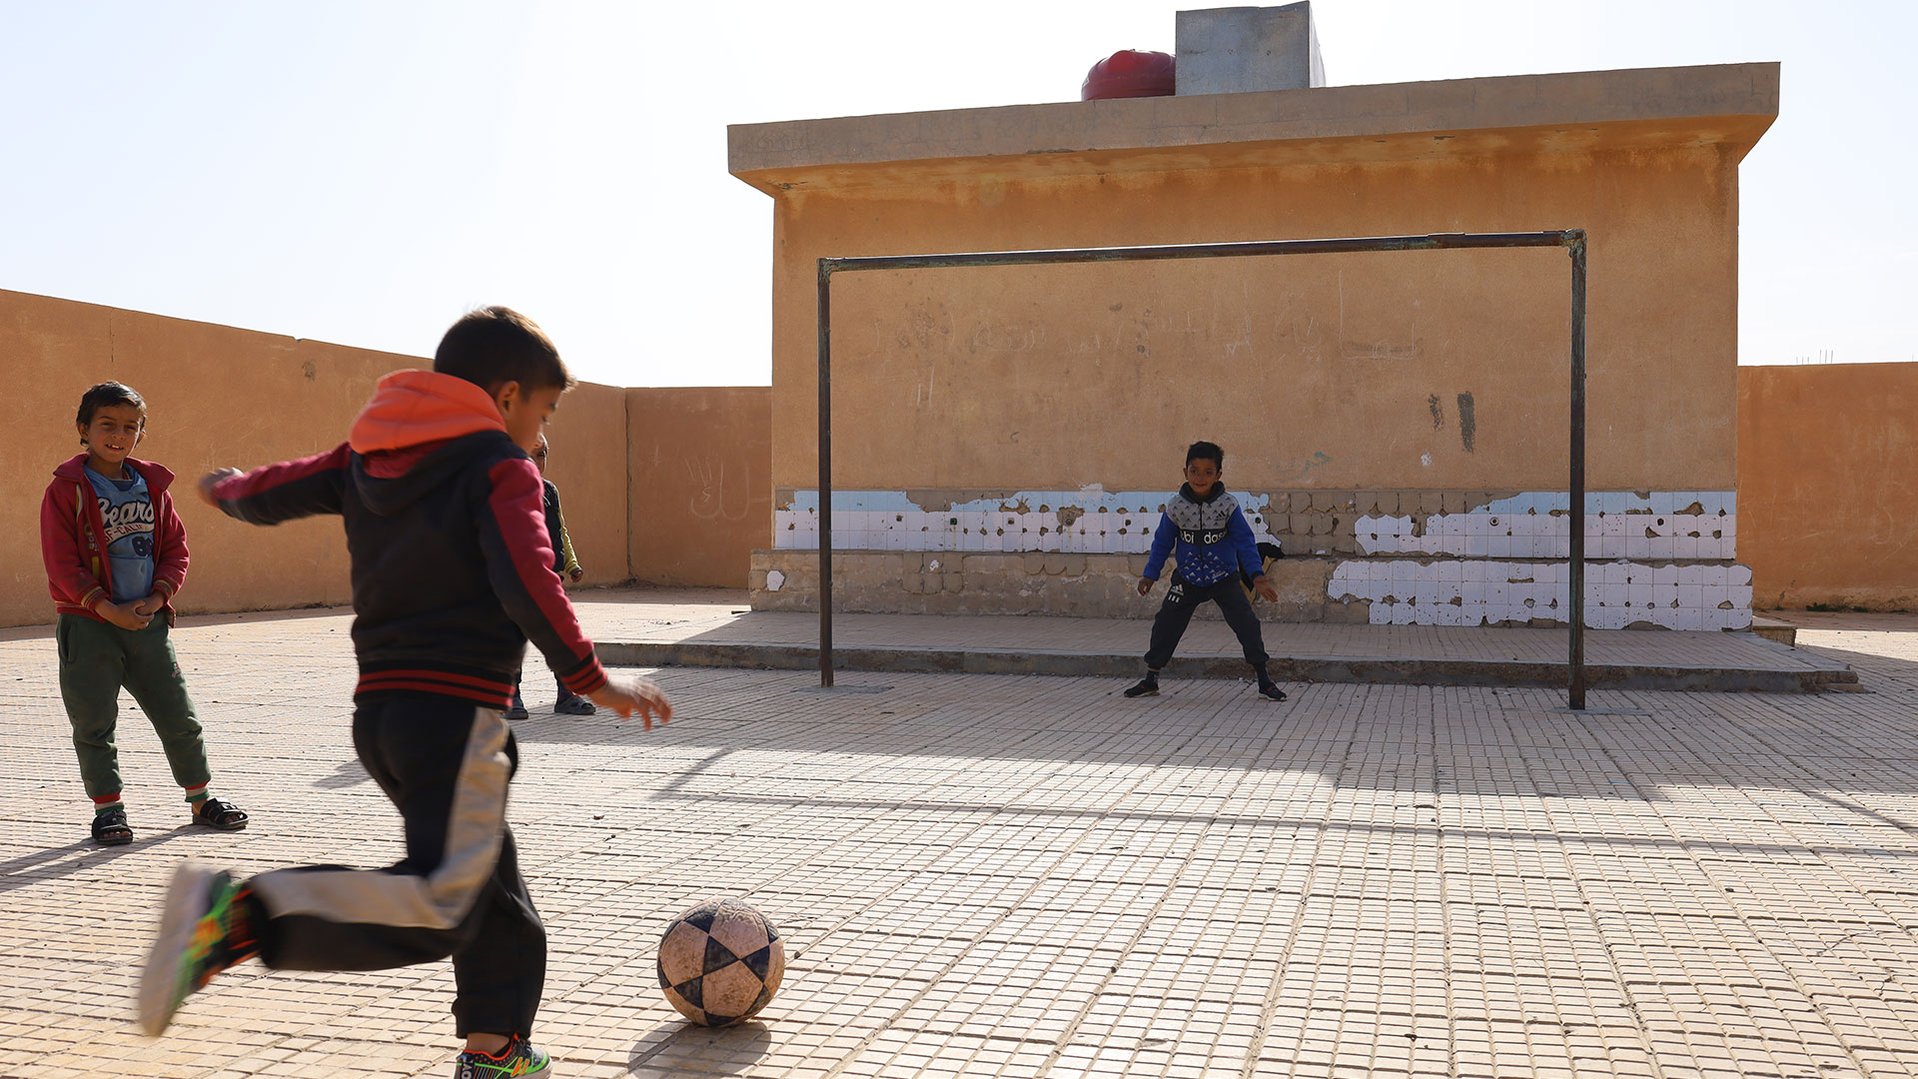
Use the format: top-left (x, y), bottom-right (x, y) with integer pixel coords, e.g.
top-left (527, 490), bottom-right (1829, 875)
top-left (656, 898), bottom-right (784, 1026)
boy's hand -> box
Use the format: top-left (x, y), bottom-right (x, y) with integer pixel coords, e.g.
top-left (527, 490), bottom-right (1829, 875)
top-left (131, 593), bottom-right (166, 617)
top-left (197, 468), bottom-right (242, 507)
top-left (568, 567), bottom-right (585, 583)
top-left (588, 674), bottom-right (673, 730)
top-left (99, 601), bottom-right (151, 632)
top-left (1252, 575), bottom-right (1280, 603)
top-left (1137, 577), bottom-right (1155, 596)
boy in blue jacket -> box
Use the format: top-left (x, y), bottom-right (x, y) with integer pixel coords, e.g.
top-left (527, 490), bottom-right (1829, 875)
top-left (1126, 440), bottom-right (1287, 702)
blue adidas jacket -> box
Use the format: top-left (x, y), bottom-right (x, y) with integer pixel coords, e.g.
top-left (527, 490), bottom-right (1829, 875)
top-left (1142, 484), bottom-right (1265, 588)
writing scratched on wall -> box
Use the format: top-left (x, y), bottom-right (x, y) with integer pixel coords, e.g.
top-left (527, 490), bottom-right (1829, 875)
top-left (686, 457), bottom-right (753, 523)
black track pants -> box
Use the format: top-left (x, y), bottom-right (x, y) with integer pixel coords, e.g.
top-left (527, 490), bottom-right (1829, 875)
top-left (1144, 574), bottom-right (1271, 672)
top-left (247, 692), bottom-right (545, 1037)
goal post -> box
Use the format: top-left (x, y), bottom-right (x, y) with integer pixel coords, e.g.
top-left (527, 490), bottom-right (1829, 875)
top-left (814, 230), bottom-right (1592, 708)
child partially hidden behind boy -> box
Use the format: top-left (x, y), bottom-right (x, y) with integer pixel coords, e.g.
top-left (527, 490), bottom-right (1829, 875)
top-left (1125, 440), bottom-right (1288, 703)
top-left (40, 381), bottom-right (249, 846)
top-left (137, 307), bottom-right (669, 1078)
top-left (507, 432), bottom-right (594, 719)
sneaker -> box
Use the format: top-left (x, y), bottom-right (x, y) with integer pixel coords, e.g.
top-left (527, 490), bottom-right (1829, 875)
top-left (453, 1035), bottom-right (551, 1078)
top-left (137, 861), bottom-right (253, 1036)
top-left (553, 693), bottom-right (595, 716)
top-left (504, 693), bottom-right (529, 721)
top-left (1123, 676), bottom-right (1160, 698)
top-left (1257, 681), bottom-right (1288, 702)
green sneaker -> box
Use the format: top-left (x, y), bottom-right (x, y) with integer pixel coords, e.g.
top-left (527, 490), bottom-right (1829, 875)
top-left (453, 1035), bottom-right (551, 1078)
top-left (136, 861), bottom-right (252, 1036)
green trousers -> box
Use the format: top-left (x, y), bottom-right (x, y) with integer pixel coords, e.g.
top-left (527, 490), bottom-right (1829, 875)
top-left (56, 614), bottom-right (211, 800)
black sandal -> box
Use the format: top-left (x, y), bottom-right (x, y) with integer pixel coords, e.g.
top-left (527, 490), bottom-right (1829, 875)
top-left (92, 804), bottom-right (133, 846)
top-left (193, 797), bottom-right (250, 832)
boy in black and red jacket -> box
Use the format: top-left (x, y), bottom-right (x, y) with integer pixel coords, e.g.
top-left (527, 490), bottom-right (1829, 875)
top-left (41, 381), bottom-right (250, 846)
top-left (137, 307), bottom-right (669, 1079)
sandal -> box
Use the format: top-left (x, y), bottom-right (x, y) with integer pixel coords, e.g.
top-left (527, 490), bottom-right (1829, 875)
top-left (192, 797), bottom-right (250, 832)
top-left (92, 804), bottom-right (134, 846)
top-left (554, 694), bottom-right (595, 716)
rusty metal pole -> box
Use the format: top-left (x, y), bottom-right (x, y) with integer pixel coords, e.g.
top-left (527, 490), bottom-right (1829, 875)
top-left (1567, 231), bottom-right (1588, 710)
top-left (816, 259), bottom-right (835, 688)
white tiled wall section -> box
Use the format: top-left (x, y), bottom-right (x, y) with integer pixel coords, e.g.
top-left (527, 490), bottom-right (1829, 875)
top-left (774, 489), bottom-right (1233, 554)
top-left (774, 489), bottom-right (1737, 561)
top-left (1328, 559), bottom-right (1755, 631)
top-left (1357, 490), bottom-right (1736, 560)
top-left (772, 489), bottom-right (1750, 628)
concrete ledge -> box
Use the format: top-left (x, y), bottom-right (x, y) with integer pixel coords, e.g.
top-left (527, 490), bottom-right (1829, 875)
top-left (729, 63), bottom-right (1778, 192)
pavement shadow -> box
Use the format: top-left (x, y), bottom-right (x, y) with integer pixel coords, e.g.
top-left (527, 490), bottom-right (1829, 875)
top-left (628, 1019), bottom-right (771, 1074)
top-left (0, 830), bottom-right (195, 895)
top-left (316, 758), bottom-right (373, 789)
top-left (507, 630), bottom-right (1918, 822)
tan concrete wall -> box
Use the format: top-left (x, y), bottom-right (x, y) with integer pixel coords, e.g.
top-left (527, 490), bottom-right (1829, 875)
top-left (1738, 364), bottom-right (1918, 611)
top-left (1, 289), bottom-right (635, 626)
top-left (627, 387), bottom-right (771, 587)
top-left (768, 146), bottom-right (1740, 496)
top-left (741, 72), bottom-right (1771, 626)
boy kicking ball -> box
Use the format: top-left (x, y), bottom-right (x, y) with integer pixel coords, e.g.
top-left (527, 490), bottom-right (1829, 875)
top-left (137, 307), bottom-right (669, 1078)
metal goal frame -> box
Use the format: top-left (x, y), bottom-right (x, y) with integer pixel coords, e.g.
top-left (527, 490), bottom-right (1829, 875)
top-left (813, 230), bottom-right (1592, 707)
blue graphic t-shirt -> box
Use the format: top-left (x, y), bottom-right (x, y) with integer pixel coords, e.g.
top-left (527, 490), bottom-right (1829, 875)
top-left (84, 465), bottom-right (156, 603)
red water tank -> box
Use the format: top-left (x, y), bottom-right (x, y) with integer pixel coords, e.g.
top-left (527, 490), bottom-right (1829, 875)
top-left (1081, 49), bottom-right (1175, 101)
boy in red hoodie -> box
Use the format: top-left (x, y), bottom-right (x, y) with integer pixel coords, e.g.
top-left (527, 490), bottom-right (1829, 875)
top-left (136, 307), bottom-right (669, 1079)
top-left (40, 381), bottom-right (250, 847)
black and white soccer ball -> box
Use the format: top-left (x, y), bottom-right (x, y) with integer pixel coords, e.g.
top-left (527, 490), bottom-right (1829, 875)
top-left (657, 898), bottom-right (785, 1026)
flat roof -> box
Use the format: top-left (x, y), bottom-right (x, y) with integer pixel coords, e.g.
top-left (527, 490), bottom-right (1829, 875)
top-left (729, 63), bottom-right (1778, 194)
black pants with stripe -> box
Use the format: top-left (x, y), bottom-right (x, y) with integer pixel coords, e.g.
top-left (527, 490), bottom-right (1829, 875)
top-left (1144, 573), bottom-right (1271, 672)
top-left (248, 693), bottom-right (545, 1037)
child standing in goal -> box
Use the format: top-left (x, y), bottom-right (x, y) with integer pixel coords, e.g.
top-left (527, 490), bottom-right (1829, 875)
top-left (1125, 440), bottom-right (1287, 702)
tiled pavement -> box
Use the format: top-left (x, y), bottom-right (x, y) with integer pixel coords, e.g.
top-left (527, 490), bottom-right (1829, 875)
top-left (3, 593), bottom-right (1917, 1078)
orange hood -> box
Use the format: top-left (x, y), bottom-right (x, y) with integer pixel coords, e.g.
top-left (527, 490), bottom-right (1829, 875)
top-left (348, 370), bottom-right (504, 454)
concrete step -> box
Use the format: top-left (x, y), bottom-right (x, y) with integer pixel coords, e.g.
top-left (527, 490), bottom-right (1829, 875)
top-left (599, 636), bottom-right (1857, 694)
top-left (1750, 615), bottom-right (1798, 646)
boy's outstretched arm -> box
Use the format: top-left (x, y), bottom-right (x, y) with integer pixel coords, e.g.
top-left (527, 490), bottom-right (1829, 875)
top-left (200, 446), bottom-right (350, 524)
top-left (478, 457), bottom-right (672, 729)
top-left (1139, 513), bottom-right (1177, 595)
top-left (587, 675), bottom-right (672, 728)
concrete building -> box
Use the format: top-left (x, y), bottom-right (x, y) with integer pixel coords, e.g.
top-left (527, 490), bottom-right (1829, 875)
top-left (729, 4), bottom-right (1780, 630)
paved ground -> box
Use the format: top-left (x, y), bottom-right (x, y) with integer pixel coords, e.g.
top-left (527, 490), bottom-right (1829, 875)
top-left (591, 599), bottom-right (1855, 694)
top-left (3, 592), bottom-right (1917, 1078)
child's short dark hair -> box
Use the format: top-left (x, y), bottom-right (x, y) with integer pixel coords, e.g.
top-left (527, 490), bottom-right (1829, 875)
top-left (76, 382), bottom-right (147, 443)
top-left (1186, 440), bottom-right (1224, 469)
top-left (433, 306), bottom-right (573, 393)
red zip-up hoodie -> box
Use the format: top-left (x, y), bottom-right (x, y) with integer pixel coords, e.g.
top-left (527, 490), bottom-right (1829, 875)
top-left (41, 454), bottom-right (190, 624)
top-left (207, 370), bottom-right (607, 710)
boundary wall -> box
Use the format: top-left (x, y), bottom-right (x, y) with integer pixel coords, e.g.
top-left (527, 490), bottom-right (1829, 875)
top-left (1, 290), bottom-right (765, 626)
top-left (1737, 363), bottom-right (1918, 611)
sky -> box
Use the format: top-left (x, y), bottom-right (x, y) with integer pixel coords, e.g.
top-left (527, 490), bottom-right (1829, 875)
top-left (2, 1), bottom-right (1912, 387)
